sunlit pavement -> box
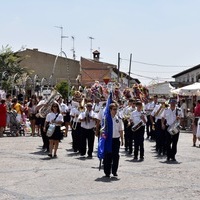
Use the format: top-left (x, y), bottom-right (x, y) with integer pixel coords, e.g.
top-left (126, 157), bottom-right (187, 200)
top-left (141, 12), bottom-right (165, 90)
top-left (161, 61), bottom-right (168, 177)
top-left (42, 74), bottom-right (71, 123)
top-left (0, 131), bottom-right (199, 200)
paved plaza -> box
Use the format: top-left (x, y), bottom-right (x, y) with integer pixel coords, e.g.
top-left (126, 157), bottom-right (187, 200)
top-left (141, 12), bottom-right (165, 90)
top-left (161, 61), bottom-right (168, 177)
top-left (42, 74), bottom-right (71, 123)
top-left (0, 131), bottom-right (200, 200)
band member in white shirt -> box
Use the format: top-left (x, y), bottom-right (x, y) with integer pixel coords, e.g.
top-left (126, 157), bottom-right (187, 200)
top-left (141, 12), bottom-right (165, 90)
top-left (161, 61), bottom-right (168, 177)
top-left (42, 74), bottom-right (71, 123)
top-left (43, 102), bottom-right (64, 158)
top-left (161, 99), bottom-right (183, 161)
top-left (122, 99), bottom-right (136, 153)
top-left (151, 99), bottom-right (168, 155)
top-left (57, 97), bottom-right (69, 137)
top-left (78, 102), bottom-right (97, 158)
top-left (104, 103), bottom-right (124, 177)
top-left (70, 104), bottom-right (82, 152)
top-left (130, 101), bottom-right (147, 160)
top-left (145, 95), bottom-right (158, 140)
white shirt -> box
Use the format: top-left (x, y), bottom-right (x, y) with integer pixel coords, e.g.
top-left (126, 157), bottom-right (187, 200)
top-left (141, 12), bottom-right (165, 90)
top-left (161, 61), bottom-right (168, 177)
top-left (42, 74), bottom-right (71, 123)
top-left (146, 101), bottom-right (157, 115)
top-left (97, 107), bottom-right (106, 121)
top-left (162, 108), bottom-right (183, 126)
top-left (93, 103), bottom-right (101, 113)
top-left (78, 110), bottom-right (97, 129)
top-left (112, 115), bottom-right (124, 138)
top-left (59, 103), bottom-right (69, 116)
top-left (151, 104), bottom-right (165, 122)
top-left (130, 110), bottom-right (147, 126)
top-left (70, 107), bottom-right (81, 122)
top-left (46, 112), bottom-right (64, 126)
top-left (181, 102), bottom-right (187, 117)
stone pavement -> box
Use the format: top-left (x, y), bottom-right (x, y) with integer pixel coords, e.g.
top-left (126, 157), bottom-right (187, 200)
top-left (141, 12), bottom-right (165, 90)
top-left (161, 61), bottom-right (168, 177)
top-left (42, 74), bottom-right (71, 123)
top-left (0, 131), bottom-right (200, 200)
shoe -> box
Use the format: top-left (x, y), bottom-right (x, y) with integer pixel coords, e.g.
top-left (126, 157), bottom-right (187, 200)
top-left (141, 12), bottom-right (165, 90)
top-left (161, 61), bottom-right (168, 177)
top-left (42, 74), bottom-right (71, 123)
top-left (54, 154), bottom-right (57, 158)
top-left (140, 157), bottom-right (144, 160)
top-left (48, 154), bottom-right (52, 158)
top-left (193, 144), bottom-right (196, 147)
top-left (133, 157), bottom-right (138, 160)
top-left (171, 158), bottom-right (176, 161)
top-left (105, 174), bottom-right (110, 178)
top-left (87, 155), bottom-right (93, 159)
top-left (167, 157), bottom-right (170, 161)
top-left (113, 173), bottom-right (118, 177)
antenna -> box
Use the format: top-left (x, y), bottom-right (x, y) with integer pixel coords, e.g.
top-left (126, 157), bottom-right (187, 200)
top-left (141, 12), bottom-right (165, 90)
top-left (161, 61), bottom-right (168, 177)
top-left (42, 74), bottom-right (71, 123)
top-left (71, 36), bottom-right (76, 60)
top-left (54, 26), bottom-right (68, 56)
top-left (88, 36), bottom-right (94, 58)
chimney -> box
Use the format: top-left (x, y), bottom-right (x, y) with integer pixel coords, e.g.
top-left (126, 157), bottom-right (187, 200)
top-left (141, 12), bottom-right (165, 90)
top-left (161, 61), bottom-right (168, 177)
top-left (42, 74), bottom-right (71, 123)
top-left (93, 50), bottom-right (100, 61)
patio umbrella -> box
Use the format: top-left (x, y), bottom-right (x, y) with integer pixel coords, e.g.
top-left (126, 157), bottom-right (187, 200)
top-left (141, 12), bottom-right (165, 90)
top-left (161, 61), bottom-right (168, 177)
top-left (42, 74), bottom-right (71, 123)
top-left (171, 82), bottom-right (200, 96)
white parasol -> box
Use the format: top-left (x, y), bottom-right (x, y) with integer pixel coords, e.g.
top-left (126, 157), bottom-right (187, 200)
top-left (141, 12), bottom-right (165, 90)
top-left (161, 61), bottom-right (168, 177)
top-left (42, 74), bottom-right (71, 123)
top-left (171, 82), bottom-right (200, 96)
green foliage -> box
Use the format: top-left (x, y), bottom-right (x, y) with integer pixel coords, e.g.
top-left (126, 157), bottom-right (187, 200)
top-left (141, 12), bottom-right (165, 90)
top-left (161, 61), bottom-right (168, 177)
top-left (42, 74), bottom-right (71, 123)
top-left (55, 81), bottom-right (71, 100)
top-left (0, 45), bottom-right (27, 91)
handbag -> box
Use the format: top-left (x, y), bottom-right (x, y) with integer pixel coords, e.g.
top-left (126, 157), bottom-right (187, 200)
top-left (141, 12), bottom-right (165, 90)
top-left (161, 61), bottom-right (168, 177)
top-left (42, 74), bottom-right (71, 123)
top-left (46, 114), bottom-right (59, 137)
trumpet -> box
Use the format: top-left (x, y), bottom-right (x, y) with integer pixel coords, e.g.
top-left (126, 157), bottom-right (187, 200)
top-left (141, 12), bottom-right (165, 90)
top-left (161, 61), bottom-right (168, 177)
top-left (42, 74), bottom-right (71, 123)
top-left (72, 115), bottom-right (78, 130)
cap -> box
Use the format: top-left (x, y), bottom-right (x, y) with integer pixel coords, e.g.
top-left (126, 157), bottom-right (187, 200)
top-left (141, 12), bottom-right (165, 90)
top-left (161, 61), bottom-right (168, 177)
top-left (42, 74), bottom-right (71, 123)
top-left (169, 99), bottom-right (177, 104)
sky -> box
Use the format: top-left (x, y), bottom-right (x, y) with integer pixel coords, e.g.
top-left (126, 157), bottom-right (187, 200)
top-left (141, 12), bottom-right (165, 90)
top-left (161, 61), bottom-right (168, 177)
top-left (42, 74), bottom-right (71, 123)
top-left (1, 0), bottom-right (200, 86)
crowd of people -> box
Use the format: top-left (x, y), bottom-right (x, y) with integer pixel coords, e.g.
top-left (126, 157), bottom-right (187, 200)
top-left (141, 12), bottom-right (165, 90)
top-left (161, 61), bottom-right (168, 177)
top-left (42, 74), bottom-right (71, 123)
top-left (0, 89), bottom-right (200, 177)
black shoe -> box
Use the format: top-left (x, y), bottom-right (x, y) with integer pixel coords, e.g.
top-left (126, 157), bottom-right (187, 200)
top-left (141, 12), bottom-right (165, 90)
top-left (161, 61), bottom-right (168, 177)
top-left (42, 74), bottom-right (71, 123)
top-left (105, 174), bottom-right (110, 178)
top-left (48, 154), bottom-right (52, 158)
top-left (193, 144), bottom-right (196, 147)
top-left (140, 157), bottom-right (144, 160)
top-left (113, 173), bottom-right (118, 177)
top-left (167, 157), bottom-right (170, 161)
top-left (54, 154), bottom-right (57, 158)
top-left (133, 157), bottom-right (138, 160)
top-left (171, 158), bottom-right (176, 161)
top-left (87, 155), bottom-right (93, 159)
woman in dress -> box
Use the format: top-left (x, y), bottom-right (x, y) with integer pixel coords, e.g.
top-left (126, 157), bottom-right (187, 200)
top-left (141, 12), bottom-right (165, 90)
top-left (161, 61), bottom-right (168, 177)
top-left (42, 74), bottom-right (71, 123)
top-left (44, 102), bottom-right (63, 158)
top-left (0, 99), bottom-right (7, 137)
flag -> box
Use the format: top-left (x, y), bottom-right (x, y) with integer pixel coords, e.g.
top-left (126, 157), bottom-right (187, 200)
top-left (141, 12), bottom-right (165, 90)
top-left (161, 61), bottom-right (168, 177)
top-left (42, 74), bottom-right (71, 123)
top-left (97, 92), bottom-right (113, 161)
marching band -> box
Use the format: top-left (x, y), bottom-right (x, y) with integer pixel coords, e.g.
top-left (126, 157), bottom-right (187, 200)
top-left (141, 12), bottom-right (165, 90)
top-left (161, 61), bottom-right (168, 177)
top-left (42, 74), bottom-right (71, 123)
top-left (1, 82), bottom-right (195, 178)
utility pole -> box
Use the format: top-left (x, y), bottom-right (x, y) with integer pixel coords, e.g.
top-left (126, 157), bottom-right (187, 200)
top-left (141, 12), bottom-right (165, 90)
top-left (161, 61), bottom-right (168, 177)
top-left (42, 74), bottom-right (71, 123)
top-left (117, 53), bottom-right (120, 82)
top-left (128, 53), bottom-right (132, 87)
top-left (71, 36), bottom-right (76, 60)
top-left (55, 26), bottom-right (68, 56)
top-left (88, 36), bottom-right (94, 58)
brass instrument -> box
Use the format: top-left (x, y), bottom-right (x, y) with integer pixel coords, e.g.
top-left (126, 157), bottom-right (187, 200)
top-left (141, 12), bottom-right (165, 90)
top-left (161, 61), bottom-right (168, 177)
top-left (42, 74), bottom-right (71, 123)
top-left (38, 89), bottom-right (61, 118)
top-left (154, 104), bottom-right (165, 117)
top-left (167, 120), bottom-right (180, 135)
top-left (72, 98), bottom-right (85, 130)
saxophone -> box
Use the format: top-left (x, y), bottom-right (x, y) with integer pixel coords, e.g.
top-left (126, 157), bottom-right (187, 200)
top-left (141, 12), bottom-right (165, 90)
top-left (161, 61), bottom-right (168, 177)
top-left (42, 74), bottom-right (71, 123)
top-left (38, 89), bottom-right (61, 118)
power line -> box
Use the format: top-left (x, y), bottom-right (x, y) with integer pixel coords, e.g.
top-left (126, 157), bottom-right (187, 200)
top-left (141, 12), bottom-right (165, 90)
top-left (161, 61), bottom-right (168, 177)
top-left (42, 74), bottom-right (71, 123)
top-left (121, 58), bottom-right (193, 68)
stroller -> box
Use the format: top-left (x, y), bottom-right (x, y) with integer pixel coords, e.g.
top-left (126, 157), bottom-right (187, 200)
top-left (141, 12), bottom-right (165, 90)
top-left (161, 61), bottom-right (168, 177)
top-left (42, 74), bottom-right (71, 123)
top-left (7, 110), bottom-right (24, 136)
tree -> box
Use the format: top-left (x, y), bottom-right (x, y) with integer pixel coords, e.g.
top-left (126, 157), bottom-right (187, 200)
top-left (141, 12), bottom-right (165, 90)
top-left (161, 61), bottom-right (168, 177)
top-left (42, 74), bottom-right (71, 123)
top-left (55, 81), bottom-right (72, 100)
top-left (0, 45), bottom-right (27, 91)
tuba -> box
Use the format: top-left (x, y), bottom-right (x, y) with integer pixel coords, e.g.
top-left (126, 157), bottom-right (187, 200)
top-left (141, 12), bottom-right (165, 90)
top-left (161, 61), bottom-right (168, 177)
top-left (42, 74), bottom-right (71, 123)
top-left (38, 89), bottom-right (61, 118)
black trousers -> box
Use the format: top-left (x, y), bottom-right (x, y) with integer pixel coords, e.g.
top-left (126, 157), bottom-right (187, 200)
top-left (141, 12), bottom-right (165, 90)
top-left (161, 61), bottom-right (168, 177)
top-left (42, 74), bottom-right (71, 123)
top-left (155, 119), bottom-right (166, 154)
top-left (104, 138), bottom-right (120, 176)
top-left (40, 118), bottom-right (49, 151)
top-left (134, 126), bottom-right (145, 158)
top-left (123, 120), bottom-right (129, 150)
top-left (71, 122), bottom-right (81, 152)
top-left (80, 127), bottom-right (95, 156)
top-left (165, 128), bottom-right (179, 159)
top-left (146, 115), bottom-right (152, 138)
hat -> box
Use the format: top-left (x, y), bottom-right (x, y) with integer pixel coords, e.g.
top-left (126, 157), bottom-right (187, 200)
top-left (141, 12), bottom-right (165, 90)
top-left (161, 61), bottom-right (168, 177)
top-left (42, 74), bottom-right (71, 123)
top-left (86, 102), bottom-right (93, 107)
top-left (158, 98), bottom-right (166, 103)
top-left (169, 99), bottom-right (177, 104)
